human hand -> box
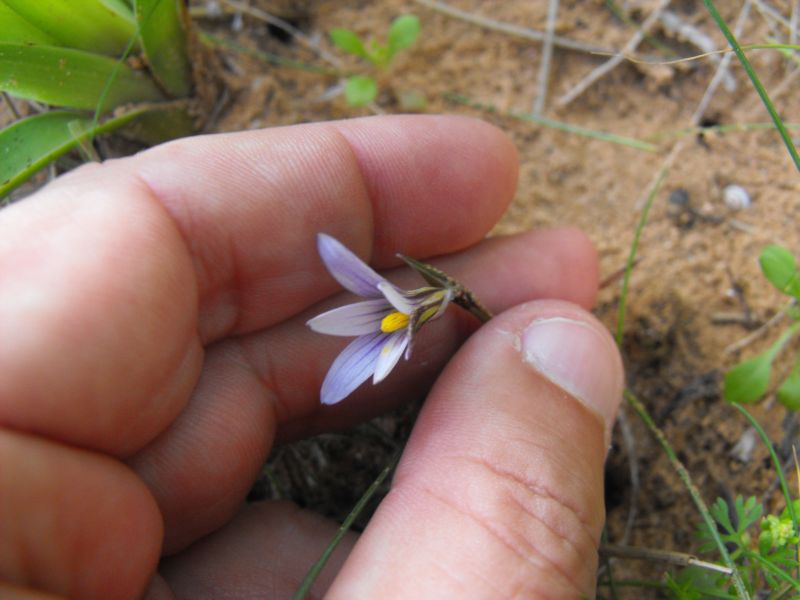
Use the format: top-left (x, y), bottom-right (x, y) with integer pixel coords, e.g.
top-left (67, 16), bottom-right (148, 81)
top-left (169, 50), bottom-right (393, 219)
top-left (0, 115), bottom-right (623, 599)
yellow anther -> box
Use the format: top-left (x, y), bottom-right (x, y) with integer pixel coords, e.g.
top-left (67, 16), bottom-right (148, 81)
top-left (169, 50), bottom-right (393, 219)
top-left (380, 311), bottom-right (409, 333)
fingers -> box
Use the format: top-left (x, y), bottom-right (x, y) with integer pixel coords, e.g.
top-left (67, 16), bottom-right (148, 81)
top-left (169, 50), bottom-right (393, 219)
top-left (0, 115), bottom-right (513, 457)
top-left (0, 430), bottom-right (161, 600)
top-left (128, 115), bottom-right (518, 342)
top-left (327, 300), bottom-right (623, 598)
top-left (156, 502), bottom-right (356, 600)
top-left (129, 228), bottom-right (599, 554)
top-left (0, 174), bottom-right (202, 456)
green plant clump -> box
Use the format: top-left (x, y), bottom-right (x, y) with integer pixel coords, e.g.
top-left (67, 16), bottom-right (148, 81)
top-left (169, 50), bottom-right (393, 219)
top-left (0, 0), bottom-right (195, 199)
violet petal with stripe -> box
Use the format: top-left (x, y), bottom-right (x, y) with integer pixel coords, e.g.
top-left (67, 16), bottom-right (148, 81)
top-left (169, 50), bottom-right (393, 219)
top-left (307, 298), bottom-right (393, 336)
top-left (320, 331), bottom-right (388, 405)
top-left (317, 233), bottom-right (385, 298)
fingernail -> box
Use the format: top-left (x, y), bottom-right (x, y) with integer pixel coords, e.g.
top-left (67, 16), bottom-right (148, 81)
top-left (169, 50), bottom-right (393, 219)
top-left (520, 316), bottom-right (622, 436)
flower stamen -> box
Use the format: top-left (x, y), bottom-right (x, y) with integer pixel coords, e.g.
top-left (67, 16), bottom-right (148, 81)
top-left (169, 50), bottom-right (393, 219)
top-left (380, 311), bottom-right (410, 333)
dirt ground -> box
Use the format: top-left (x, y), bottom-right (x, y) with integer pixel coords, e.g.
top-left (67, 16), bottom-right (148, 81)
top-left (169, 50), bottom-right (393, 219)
top-left (5, 0), bottom-right (800, 595)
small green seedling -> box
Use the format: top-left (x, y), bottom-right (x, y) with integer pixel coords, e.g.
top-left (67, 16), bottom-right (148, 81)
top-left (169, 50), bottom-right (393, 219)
top-left (329, 14), bottom-right (420, 107)
top-left (667, 496), bottom-right (800, 597)
top-left (724, 245), bottom-right (800, 408)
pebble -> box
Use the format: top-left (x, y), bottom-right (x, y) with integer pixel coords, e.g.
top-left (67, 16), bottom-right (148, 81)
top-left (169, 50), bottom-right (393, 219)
top-left (723, 184), bottom-right (751, 210)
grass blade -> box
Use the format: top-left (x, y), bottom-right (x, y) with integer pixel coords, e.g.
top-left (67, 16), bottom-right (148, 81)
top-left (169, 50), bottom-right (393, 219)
top-left (625, 390), bottom-right (751, 598)
top-left (703, 0), bottom-right (800, 171)
top-left (732, 404), bottom-right (798, 535)
top-left (445, 92), bottom-right (658, 152)
top-left (0, 3), bottom-right (59, 45)
top-left (614, 165), bottom-right (667, 345)
top-left (0, 107), bottom-right (148, 197)
top-left (135, 0), bottom-right (191, 97)
top-left (0, 43), bottom-right (164, 111)
top-left (2, 0), bottom-right (136, 56)
top-left (293, 453), bottom-right (399, 600)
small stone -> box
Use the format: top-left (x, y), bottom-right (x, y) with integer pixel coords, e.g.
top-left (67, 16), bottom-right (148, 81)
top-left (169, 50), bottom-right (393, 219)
top-left (723, 184), bottom-right (751, 210)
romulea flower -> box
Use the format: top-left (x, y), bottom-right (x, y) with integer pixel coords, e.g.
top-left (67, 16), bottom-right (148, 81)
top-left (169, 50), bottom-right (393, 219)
top-left (307, 233), bottom-right (491, 405)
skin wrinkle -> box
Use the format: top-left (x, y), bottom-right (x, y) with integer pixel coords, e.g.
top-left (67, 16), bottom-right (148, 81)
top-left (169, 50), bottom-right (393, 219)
top-left (132, 126), bottom-right (377, 341)
top-left (446, 465), bottom-right (589, 591)
top-left (454, 453), bottom-right (600, 551)
top-left (234, 335), bottom-right (290, 426)
top-left (129, 168), bottom-right (241, 342)
top-left (414, 482), bottom-right (583, 597)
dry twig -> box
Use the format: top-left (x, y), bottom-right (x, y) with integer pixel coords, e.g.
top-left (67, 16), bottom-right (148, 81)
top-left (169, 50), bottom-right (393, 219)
top-left (557, 0), bottom-right (673, 107)
top-left (221, 0), bottom-right (342, 66)
top-left (692, 0), bottom-right (753, 126)
top-left (599, 544), bottom-right (734, 575)
top-left (413, 0), bottom-right (615, 55)
top-left (724, 303), bottom-right (793, 354)
top-left (659, 9), bottom-right (736, 91)
top-left (616, 408), bottom-right (640, 546)
top-left (532, 0), bottom-right (559, 115)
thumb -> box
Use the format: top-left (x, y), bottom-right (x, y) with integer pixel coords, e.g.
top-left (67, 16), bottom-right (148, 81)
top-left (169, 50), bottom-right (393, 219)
top-left (327, 300), bottom-right (623, 598)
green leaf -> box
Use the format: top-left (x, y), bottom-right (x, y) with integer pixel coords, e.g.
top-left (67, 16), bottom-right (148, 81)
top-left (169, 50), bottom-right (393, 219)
top-left (135, 0), bottom-right (191, 97)
top-left (329, 29), bottom-right (368, 59)
top-left (2, 0), bottom-right (136, 56)
top-left (724, 350), bottom-right (776, 403)
top-left (777, 363), bottom-right (800, 409)
top-left (0, 43), bottom-right (164, 111)
top-left (344, 75), bottom-right (376, 106)
top-left (0, 108), bottom-right (145, 197)
top-left (120, 103), bottom-right (194, 144)
top-left (760, 245), bottom-right (800, 299)
top-left (724, 323), bottom-right (800, 403)
top-left (0, 3), bottom-right (59, 45)
top-left (388, 14), bottom-right (420, 57)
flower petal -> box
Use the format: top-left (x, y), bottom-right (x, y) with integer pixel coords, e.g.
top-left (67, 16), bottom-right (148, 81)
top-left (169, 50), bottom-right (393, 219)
top-left (377, 281), bottom-right (415, 314)
top-left (372, 332), bottom-right (410, 384)
top-left (320, 331), bottom-right (388, 405)
top-left (317, 233), bottom-right (385, 298)
top-left (307, 299), bottom-right (391, 336)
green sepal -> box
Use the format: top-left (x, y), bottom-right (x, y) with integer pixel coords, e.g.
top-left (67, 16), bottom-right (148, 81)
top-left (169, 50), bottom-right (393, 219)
top-left (135, 0), bottom-right (192, 97)
top-left (1, 0), bottom-right (137, 56)
top-left (0, 43), bottom-right (164, 111)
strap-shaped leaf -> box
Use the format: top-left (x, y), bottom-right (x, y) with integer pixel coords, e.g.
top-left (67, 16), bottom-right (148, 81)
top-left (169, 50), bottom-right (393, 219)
top-left (0, 43), bottom-right (164, 111)
top-left (0, 109), bottom-right (143, 197)
top-left (2, 0), bottom-right (136, 56)
top-left (135, 0), bottom-right (191, 97)
top-left (0, 2), bottom-right (59, 45)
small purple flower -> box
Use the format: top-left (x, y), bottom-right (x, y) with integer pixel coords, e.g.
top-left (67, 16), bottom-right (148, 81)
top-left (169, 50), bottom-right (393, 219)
top-left (307, 233), bottom-right (453, 405)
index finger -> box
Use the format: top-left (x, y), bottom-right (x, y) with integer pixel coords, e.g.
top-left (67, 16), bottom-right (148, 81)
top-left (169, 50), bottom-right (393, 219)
top-left (128, 114), bottom-right (519, 342)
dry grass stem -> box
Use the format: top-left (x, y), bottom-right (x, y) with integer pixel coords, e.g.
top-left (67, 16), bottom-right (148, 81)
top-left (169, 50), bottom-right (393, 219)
top-left (724, 304), bottom-right (792, 355)
top-left (532, 0), bottom-right (559, 115)
top-left (600, 544), bottom-right (734, 575)
top-left (413, 0), bottom-right (616, 55)
top-left (692, 0), bottom-right (753, 126)
top-left (556, 0), bottom-right (673, 107)
top-left (660, 9), bottom-right (736, 91)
